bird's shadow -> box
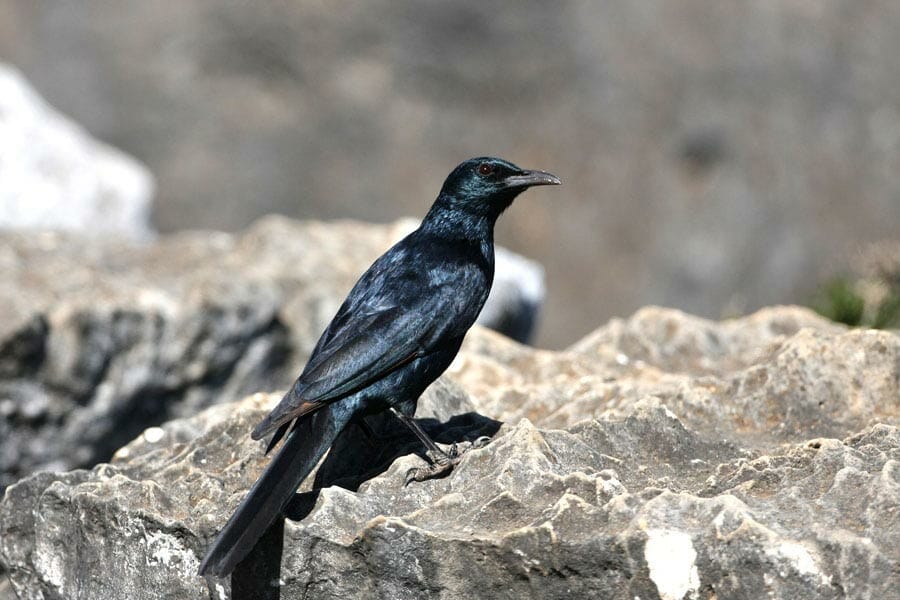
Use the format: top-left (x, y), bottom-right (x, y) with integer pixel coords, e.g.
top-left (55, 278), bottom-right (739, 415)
top-left (230, 411), bottom-right (501, 599)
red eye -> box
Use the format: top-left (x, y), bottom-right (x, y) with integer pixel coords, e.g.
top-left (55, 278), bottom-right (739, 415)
top-left (477, 163), bottom-right (494, 176)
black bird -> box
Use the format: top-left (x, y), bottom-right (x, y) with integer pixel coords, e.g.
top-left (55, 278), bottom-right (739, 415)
top-left (198, 157), bottom-right (561, 577)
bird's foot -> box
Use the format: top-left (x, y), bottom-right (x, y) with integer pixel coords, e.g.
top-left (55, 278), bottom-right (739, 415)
top-left (403, 451), bottom-right (456, 486)
top-left (403, 437), bottom-right (493, 486)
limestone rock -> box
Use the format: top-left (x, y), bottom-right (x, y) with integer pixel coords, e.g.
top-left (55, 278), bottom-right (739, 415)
top-left (1, 306), bottom-right (897, 598)
top-left (454, 307), bottom-right (894, 440)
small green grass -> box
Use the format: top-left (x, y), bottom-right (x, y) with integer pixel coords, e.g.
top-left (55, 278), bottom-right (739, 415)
top-left (812, 276), bottom-right (900, 329)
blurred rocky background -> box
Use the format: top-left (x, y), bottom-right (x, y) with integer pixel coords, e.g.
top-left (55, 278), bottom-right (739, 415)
top-left (2, 1), bottom-right (899, 348)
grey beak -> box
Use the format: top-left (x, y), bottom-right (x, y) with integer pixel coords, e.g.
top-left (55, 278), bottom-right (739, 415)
top-left (504, 169), bottom-right (562, 189)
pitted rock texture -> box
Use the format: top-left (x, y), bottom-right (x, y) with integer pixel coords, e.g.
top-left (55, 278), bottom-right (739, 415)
top-left (454, 307), bottom-right (894, 440)
top-left (1, 306), bottom-right (897, 599)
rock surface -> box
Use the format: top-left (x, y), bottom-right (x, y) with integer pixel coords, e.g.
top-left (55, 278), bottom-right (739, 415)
top-left (0, 64), bottom-right (154, 240)
top-left (1, 306), bottom-right (897, 599)
top-left (0, 217), bottom-right (541, 491)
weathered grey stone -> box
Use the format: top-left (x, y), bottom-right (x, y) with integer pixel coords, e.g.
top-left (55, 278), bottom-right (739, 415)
top-left (0, 64), bottom-right (154, 241)
top-left (451, 305), bottom-right (892, 439)
top-left (0, 217), bottom-right (541, 491)
top-left (1, 306), bottom-right (897, 599)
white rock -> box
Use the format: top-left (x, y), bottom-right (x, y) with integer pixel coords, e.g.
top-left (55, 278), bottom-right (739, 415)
top-left (478, 245), bottom-right (545, 343)
top-left (0, 64), bottom-right (155, 240)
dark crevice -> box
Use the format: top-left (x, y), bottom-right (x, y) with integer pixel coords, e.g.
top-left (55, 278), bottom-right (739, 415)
top-left (86, 312), bottom-right (293, 467)
top-left (0, 309), bottom-right (294, 491)
top-left (0, 315), bottom-right (48, 378)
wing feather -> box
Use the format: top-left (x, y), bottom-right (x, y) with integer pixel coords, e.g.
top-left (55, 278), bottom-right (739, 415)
top-left (251, 298), bottom-right (440, 441)
top-left (251, 236), bottom-right (488, 442)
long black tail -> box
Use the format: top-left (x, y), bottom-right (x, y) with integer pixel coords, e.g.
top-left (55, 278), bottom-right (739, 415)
top-left (198, 403), bottom-right (350, 577)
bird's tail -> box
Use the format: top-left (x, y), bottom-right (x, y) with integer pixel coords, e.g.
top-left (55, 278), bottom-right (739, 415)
top-left (197, 403), bottom-right (349, 577)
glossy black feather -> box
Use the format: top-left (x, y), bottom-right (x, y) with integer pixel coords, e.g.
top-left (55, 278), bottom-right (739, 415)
top-left (252, 234), bottom-right (492, 441)
top-left (198, 157), bottom-right (560, 577)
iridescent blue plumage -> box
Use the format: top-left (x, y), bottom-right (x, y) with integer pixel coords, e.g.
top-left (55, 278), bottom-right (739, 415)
top-left (198, 156), bottom-right (560, 577)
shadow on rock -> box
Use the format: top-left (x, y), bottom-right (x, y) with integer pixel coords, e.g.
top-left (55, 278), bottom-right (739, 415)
top-left (230, 411), bottom-right (502, 597)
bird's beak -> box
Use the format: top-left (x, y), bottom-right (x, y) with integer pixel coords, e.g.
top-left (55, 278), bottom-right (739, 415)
top-left (503, 169), bottom-right (562, 189)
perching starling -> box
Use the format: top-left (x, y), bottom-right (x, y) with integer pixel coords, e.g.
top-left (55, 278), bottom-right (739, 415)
top-left (198, 156), bottom-right (561, 577)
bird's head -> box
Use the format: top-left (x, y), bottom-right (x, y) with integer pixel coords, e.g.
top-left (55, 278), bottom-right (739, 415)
top-left (436, 157), bottom-right (561, 219)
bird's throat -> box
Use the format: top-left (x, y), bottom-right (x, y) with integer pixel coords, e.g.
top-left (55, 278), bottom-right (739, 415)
top-left (420, 199), bottom-right (498, 243)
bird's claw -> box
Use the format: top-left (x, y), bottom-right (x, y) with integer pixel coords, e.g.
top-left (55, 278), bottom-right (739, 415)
top-left (403, 437), bottom-right (493, 486)
top-left (402, 447), bottom-right (456, 485)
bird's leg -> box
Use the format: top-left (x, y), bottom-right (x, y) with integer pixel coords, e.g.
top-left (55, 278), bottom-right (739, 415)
top-left (389, 408), bottom-right (489, 485)
top-left (390, 408), bottom-right (447, 455)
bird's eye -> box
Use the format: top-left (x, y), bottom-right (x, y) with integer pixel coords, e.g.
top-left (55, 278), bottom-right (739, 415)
top-left (477, 163), bottom-right (494, 177)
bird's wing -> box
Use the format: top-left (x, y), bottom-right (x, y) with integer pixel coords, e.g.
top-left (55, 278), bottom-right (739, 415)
top-left (251, 279), bottom-right (450, 442)
top-left (295, 303), bottom-right (426, 402)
